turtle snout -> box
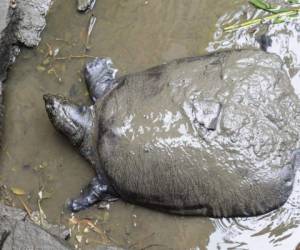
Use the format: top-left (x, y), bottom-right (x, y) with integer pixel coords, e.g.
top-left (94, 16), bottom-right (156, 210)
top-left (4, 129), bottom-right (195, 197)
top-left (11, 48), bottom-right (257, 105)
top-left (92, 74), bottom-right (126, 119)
top-left (43, 94), bottom-right (56, 119)
top-left (43, 94), bottom-right (59, 115)
top-left (43, 94), bottom-right (73, 135)
top-left (43, 94), bottom-right (69, 120)
top-left (43, 94), bottom-right (91, 147)
top-left (43, 94), bottom-right (53, 104)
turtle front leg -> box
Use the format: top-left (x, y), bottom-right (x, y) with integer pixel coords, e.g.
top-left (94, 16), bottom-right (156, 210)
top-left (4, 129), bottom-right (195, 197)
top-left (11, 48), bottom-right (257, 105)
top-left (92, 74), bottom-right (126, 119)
top-left (84, 58), bottom-right (118, 102)
top-left (68, 177), bottom-right (119, 212)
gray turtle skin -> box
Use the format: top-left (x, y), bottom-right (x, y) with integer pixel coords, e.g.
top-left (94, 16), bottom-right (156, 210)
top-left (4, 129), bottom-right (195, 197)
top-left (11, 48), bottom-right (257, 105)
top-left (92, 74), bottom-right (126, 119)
top-left (43, 50), bottom-right (300, 217)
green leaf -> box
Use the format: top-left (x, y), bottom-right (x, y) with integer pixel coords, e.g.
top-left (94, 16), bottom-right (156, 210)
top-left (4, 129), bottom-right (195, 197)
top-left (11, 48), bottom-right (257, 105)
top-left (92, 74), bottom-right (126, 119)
top-left (249, 0), bottom-right (272, 11)
top-left (249, 0), bottom-right (290, 13)
top-left (223, 8), bottom-right (300, 32)
top-left (289, 0), bottom-right (300, 4)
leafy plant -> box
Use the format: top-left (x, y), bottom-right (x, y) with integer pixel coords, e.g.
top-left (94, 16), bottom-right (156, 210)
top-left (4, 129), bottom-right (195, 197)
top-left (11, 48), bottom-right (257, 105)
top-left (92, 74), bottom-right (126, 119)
top-left (224, 0), bottom-right (300, 32)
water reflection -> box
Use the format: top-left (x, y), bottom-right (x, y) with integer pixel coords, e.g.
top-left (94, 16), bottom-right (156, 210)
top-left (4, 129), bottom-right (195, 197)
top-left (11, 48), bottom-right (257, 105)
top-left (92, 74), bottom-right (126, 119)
top-left (208, 169), bottom-right (300, 249)
top-left (207, 114), bottom-right (300, 244)
top-left (207, 3), bottom-right (300, 94)
top-left (207, 2), bottom-right (300, 249)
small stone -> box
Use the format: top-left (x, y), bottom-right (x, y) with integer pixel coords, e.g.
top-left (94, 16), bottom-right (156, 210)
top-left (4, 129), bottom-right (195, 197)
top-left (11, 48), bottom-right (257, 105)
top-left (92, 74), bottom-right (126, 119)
top-left (76, 235), bottom-right (83, 243)
top-left (77, 0), bottom-right (96, 12)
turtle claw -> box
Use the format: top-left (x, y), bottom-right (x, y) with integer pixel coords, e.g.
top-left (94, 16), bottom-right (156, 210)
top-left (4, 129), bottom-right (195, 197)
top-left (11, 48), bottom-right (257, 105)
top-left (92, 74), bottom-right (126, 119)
top-left (67, 199), bottom-right (83, 213)
top-left (67, 177), bottom-right (118, 212)
top-left (67, 197), bottom-right (94, 213)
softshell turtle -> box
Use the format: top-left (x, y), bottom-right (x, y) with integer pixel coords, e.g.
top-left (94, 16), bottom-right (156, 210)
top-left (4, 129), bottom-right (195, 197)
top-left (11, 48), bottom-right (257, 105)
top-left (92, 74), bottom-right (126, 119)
top-left (43, 50), bottom-right (300, 217)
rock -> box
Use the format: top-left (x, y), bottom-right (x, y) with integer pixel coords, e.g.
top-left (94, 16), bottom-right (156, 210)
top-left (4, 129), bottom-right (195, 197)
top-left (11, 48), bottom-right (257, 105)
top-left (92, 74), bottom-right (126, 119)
top-left (0, 204), bottom-right (26, 220)
top-left (0, 0), bottom-right (16, 142)
top-left (14, 0), bottom-right (53, 47)
top-left (0, 0), bottom-right (53, 80)
top-left (0, 82), bottom-right (4, 144)
top-left (0, 204), bottom-right (72, 250)
top-left (77, 0), bottom-right (96, 12)
top-left (0, 0), bottom-right (16, 83)
top-left (29, 211), bottom-right (71, 240)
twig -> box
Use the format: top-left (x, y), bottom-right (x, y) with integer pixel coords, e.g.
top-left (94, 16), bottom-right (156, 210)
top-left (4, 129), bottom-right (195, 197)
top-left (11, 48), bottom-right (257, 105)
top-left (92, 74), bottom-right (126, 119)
top-left (69, 217), bottom-right (109, 243)
top-left (86, 14), bottom-right (97, 50)
top-left (55, 38), bottom-right (71, 44)
top-left (48, 68), bottom-right (62, 83)
top-left (105, 234), bottom-right (121, 247)
top-left (55, 55), bottom-right (97, 60)
top-left (17, 196), bottom-right (32, 217)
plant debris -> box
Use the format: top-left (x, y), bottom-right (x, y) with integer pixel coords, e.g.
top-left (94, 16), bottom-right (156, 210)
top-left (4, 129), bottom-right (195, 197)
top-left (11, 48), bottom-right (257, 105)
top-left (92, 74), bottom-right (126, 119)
top-left (10, 187), bottom-right (26, 196)
top-left (17, 196), bottom-right (32, 217)
top-left (55, 55), bottom-right (97, 60)
top-left (86, 14), bottom-right (97, 50)
top-left (224, 0), bottom-right (300, 32)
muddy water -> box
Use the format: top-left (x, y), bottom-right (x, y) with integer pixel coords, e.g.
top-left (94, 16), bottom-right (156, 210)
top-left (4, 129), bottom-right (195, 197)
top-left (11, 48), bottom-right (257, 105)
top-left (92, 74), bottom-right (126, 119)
top-left (1, 0), bottom-right (300, 249)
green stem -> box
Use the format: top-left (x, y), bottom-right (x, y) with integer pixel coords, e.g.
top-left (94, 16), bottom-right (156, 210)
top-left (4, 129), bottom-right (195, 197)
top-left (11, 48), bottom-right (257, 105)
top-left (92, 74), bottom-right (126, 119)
top-left (223, 8), bottom-right (300, 32)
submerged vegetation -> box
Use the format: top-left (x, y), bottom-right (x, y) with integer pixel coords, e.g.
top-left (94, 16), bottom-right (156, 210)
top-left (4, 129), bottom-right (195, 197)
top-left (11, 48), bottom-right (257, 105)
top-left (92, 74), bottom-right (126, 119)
top-left (224, 0), bottom-right (300, 32)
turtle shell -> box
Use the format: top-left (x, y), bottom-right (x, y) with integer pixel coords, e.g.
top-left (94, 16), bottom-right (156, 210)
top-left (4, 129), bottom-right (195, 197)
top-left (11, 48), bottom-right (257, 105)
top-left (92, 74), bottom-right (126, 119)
top-left (94, 50), bottom-right (299, 217)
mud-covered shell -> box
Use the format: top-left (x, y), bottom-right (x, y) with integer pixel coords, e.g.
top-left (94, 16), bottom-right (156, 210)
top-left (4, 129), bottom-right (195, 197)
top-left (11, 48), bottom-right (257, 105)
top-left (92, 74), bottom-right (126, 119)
top-left (94, 50), bottom-right (299, 217)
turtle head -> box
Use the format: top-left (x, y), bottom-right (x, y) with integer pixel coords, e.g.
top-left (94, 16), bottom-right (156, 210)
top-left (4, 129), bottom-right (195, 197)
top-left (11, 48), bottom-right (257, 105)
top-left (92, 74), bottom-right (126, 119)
top-left (43, 94), bottom-right (94, 149)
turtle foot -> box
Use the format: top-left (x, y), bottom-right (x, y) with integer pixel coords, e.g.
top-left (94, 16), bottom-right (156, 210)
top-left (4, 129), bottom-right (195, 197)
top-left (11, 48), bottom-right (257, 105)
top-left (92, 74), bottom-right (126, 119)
top-left (84, 58), bottom-right (118, 102)
top-left (68, 177), bottom-right (118, 212)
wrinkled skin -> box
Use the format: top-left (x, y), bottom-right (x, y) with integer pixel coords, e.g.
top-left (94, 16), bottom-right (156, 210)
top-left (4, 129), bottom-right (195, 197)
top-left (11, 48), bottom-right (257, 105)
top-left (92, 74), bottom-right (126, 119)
top-left (44, 50), bottom-right (300, 217)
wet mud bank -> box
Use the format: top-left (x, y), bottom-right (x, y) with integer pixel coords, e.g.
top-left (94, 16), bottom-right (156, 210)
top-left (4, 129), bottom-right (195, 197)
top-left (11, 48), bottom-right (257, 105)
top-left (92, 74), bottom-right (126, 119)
top-left (0, 0), bottom-right (52, 137)
top-left (0, 1), bottom-right (73, 249)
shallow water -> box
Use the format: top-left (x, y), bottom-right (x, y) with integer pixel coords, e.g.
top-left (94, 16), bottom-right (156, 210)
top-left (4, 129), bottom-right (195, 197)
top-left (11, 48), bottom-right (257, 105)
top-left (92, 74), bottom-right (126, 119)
top-left (1, 0), bottom-right (300, 249)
